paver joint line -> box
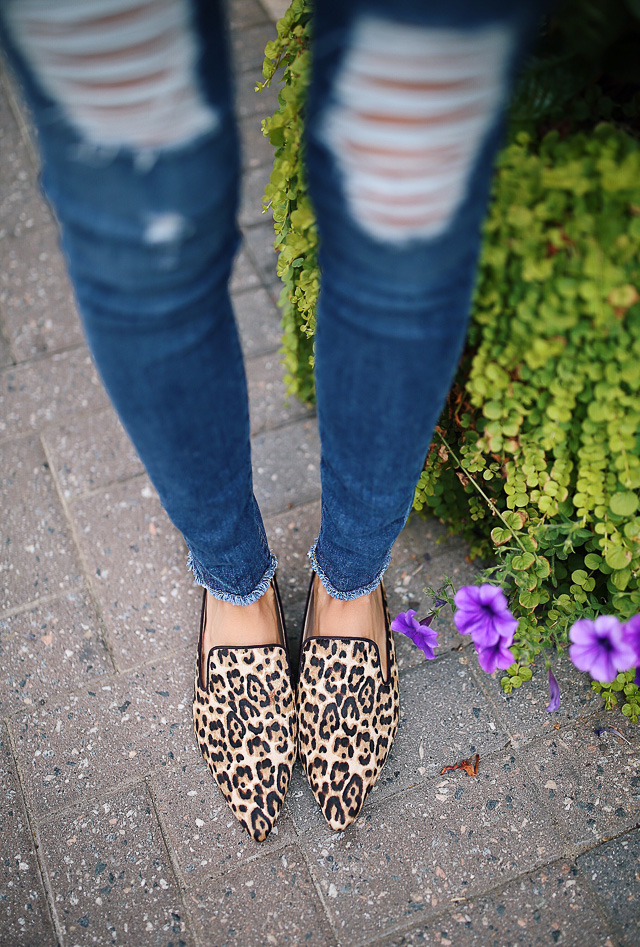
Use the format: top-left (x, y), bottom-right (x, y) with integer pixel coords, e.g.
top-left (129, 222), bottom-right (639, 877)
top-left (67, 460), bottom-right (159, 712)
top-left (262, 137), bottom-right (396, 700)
top-left (8, 772), bottom-right (149, 822)
top-left (144, 776), bottom-right (204, 947)
top-left (0, 586), bottom-right (80, 624)
top-left (290, 841), bottom-right (344, 947)
top-left (39, 434), bottom-right (120, 675)
top-left (358, 850), bottom-right (618, 947)
top-left (564, 820), bottom-right (640, 858)
top-left (0, 64), bottom-right (39, 171)
top-left (58, 468), bottom-right (148, 506)
top-left (576, 828), bottom-right (640, 947)
top-left (4, 720), bottom-right (66, 945)
top-left (0, 339), bottom-right (86, 374)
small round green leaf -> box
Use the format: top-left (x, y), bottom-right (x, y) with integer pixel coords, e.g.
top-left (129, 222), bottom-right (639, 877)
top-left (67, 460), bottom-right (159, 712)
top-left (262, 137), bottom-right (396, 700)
top-left (605, 546), bottom-right (632, 571)
top-left (610, 492), bottom-right (638, 517)
top-left (491, 527), bottom-right (513, 546)
top-left (512, 552), bottom-right (535, 571)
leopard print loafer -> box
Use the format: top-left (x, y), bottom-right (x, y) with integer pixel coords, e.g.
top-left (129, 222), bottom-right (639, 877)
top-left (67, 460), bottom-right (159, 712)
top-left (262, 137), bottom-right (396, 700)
top-left (192, 576), bottom-right (297, 843)
top-left (296, 574), bottom-right (400, 832)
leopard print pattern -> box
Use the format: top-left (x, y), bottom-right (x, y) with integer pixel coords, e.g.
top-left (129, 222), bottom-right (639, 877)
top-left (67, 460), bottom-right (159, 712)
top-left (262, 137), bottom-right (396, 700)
top-left (297, 611), bottom-right (399, 832)
top-left (193, 645), bottom-right (297, 843)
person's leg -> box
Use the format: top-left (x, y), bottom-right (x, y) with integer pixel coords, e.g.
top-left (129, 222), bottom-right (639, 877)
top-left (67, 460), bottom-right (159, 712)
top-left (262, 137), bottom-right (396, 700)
top-left (0, 0), bottom-right (278, 643)
top-left (297, 0), bottom-right (547, 832)
top-left (306, 0), bottom-right (546, 638)
top-left (1, 0), bottom-right (296, 842)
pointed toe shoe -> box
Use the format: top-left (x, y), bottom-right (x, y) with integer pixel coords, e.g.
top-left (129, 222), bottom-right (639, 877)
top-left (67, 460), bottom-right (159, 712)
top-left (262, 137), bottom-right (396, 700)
top-left (193, 577), bottom-right (297, 842)
top-left (296, 574), bottom-right (399, 831)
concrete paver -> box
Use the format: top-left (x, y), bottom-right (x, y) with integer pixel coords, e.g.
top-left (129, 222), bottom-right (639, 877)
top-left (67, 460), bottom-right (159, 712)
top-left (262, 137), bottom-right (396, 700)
top-left (236, 68), bottom-right (281, 120)
top-left (229, 0), bottom-right (270, 30)
top-left (1, 211), bottom-right (83, 363)
top-left (149, 745), bottom-right (296, 881)
top-left (242, 223), bottom-right (281, 294)
top-left (0, 722), bottom-right (58, 946)
top-left (247, 350), bottom-right (313, 435)
top-left (264, 498), bottom-right (321, 653)
top-left (239, 165), bottom-right (273, 228)
top-left (377, 860), bottom-right (614, 947)
top-left (0, 589), bottom-right (111, 716)
top-left (0, 346), bottom-right (108, 440)
top-left (232, 22), bottom-right (279, 73)
top-left (522, 716), bottom-right (640, 850)
top-left (70, 477), bottom-right (200, 669)
top-left (252, 418), bottom-right (321, 516)
top-left (241, 114), bottom-right (277, 170)
top-left (188, 845), bottom-right (336, 947)
top-left (478, 653), bottom-right (605, 747)
top-left (1, 436), bottom-right (83, 612)
top-left (297, 751), bottom-right (563, 944)
top-left (10, 646), bottom-right (194, 815)
top-left (577, 829), bottom-right (640, 947)
top-left (39, 781), bottom-right (195, 946)
top-left (42, 406), bottom-right (143, 500)
top-left (0, 75), bottom-right (30, 207)
top-left (0, 325), bottom-right (12, 369)
top-left (229, 247), bottom-right (262, 294)
top-left (379, 656), bottom-right (509, 800)
top-left (0, 74), bottom-right (84, 362)
top-left (233, 284), bottom-right (282, 357)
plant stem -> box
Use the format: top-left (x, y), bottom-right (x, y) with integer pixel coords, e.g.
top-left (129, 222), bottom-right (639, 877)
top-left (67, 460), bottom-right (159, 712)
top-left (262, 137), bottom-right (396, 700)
top-left (436, 430), bottom-right (529, 555)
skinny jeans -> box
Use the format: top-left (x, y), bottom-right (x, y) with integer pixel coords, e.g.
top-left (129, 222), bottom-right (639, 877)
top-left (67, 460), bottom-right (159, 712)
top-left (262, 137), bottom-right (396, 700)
top-left (0, 0), bottom-right (543, 603)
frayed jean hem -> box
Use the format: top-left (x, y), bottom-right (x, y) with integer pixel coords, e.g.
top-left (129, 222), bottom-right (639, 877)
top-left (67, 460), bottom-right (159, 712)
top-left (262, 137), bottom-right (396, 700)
top-left (186, 550), bottom-right (278, 605)
top-left (307, 538), bottom-right (392, 600)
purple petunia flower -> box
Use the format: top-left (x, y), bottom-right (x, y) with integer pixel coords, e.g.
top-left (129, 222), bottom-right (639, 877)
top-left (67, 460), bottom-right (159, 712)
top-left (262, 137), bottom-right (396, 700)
top-left (568, 615), bottom-right (637, 683)
top-left (391, 609), bottom-right (438, 660)
top-left (546, 667), bottom-right (561, 713)
top-left (621, 614), bottom-right (640, 688)
top-left (475, 636), bottom-right (516, 675)
top-left (453, 584), bottom-right (518, 649)
top-left (622, 614), bottom-right (640, 663)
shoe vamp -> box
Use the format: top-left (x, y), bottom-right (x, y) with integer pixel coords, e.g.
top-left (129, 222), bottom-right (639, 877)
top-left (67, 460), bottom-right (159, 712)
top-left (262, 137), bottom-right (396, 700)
top-left (194, 646), bottom-right (297, 790)
top-left (297, 638), bottom-right (399, 792)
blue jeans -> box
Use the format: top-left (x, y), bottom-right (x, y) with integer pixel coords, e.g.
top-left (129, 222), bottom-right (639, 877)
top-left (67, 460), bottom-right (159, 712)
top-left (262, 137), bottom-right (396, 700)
top-left (0, 0), bottom-right (542, 604)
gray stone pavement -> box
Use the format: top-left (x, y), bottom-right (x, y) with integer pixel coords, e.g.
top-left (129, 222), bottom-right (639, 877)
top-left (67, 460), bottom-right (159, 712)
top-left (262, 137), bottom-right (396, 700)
top-left (1, 1), bottom-right (638, 945)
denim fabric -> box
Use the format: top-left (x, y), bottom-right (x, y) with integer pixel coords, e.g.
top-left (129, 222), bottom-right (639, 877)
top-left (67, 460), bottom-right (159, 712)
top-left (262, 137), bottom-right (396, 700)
top-left (0, 0), bottom-right (544, 603)
top-left (304, 0), bottom-right (544, 597)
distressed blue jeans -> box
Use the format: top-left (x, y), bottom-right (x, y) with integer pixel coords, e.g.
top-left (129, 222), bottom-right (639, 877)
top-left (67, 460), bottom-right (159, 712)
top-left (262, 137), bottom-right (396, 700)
top-left (0, 0), bottom-right (542, 603)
